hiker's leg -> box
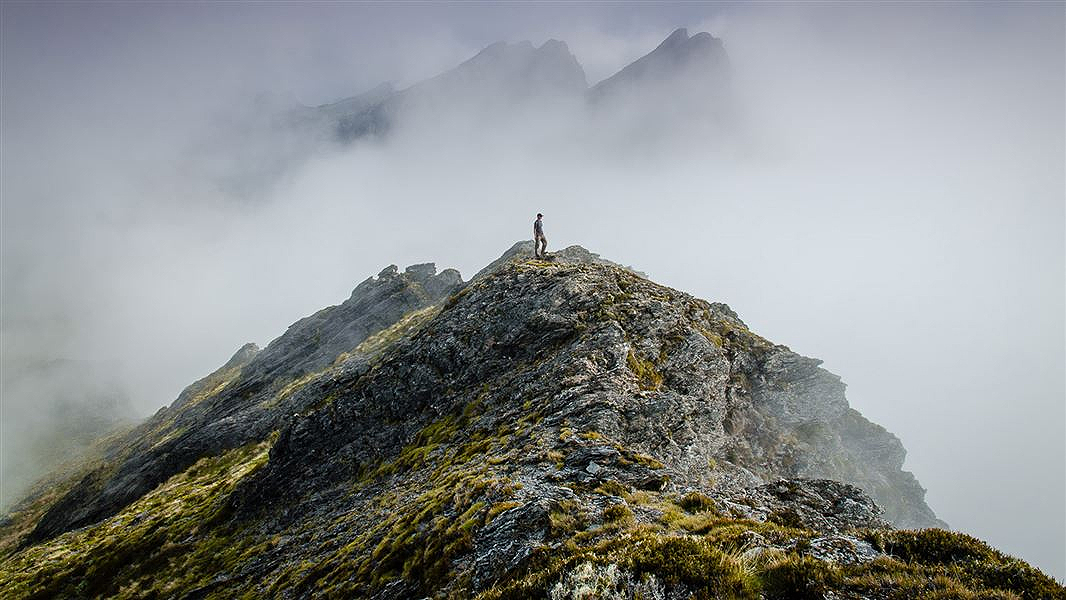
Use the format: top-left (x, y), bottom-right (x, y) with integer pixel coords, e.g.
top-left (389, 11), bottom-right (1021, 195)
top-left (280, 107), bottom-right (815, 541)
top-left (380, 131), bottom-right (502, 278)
top-left (541, 236), bottom-right (547, 255)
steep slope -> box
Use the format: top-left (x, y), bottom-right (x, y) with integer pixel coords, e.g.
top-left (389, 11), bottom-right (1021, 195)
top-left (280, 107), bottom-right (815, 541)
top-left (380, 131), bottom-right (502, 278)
top-left (1, 244), bottom-right (1060, 600)
top-left (21, 263), bottom-right (462, 545)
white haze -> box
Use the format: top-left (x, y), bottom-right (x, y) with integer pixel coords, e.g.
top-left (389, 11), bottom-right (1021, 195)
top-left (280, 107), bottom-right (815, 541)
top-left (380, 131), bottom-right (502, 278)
top-left (1, 2), bottom-right (1062, 579)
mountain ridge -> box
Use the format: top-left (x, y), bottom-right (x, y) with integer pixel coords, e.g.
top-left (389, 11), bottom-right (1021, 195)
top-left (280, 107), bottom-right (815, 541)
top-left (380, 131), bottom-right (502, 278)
top-left (192, 28), bottom-right (735, 198)
top-left (299, 28), bottom-right (728, 144)
top-left (3, 241), bottom-right (1060, 599)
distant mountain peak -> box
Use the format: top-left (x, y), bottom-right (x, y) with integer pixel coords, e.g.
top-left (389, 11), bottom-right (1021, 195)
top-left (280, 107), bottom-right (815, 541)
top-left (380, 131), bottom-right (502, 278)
top-left (658, 27), bottom-right (690, 49)
top-left (464, 38), bottom-right (576, 67)
top-left (208, 27), bottom-right (731, 181)
top-left (591, 27), bottom-right (728, 96)
top-left (416, 37), bottom-right (587, 97)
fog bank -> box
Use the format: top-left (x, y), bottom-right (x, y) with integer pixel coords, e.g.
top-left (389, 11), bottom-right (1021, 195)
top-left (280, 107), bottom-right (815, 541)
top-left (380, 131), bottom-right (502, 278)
top-left (1, 2), bottom-right (1062, 578)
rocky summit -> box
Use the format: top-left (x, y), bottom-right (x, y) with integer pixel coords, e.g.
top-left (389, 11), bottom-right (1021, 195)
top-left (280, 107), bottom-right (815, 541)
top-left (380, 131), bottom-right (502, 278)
top-left (1, 243), bottom-right (1062, 599)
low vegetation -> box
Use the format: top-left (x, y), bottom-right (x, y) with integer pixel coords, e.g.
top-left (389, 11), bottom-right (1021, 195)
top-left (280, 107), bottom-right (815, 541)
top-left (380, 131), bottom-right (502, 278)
top-left (480, 487), bottom-right (1062, 600)
top-left (0, 441), bottom-right (272, 599)
top-left (3, 257), bottom-right (1061, 600)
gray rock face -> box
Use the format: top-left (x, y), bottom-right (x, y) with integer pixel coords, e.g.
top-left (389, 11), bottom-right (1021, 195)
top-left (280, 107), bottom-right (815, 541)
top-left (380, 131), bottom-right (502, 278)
top-left (731, 479), bottom-right (887, 533)
top-left (17, 242), bottom-right (945, 597)
top-left (227, 247), bottom-right (937, 596)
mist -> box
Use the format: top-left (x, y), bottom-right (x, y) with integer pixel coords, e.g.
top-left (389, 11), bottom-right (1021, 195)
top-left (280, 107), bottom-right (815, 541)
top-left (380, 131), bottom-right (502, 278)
top-left (1, 2), bottom-right (1062, 579)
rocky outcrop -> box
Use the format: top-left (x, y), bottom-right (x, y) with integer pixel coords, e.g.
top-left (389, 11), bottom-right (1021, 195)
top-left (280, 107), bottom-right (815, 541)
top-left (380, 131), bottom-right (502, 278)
top-left (3, 244), bottom-right (1059, 600)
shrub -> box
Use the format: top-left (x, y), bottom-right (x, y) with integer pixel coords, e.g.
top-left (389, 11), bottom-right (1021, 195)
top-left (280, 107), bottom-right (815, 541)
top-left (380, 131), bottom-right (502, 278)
top-left (679, 492), bottom-right (718, 514)
top-left (760, 555), bottom-right (842, 600)
top-left (603, 504), bottom-right (634, 526)
top-left (627, 536), bottom-right (760, 599)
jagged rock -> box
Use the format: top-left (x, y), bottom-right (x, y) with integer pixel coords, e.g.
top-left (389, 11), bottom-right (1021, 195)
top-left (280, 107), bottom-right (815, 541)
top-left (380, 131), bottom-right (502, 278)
top-left (726, 479), bottom-right (887, 534)
top-left (803, 535), bottom-right (882, 565)
top-left (404, 262), bottom-right (436, 280)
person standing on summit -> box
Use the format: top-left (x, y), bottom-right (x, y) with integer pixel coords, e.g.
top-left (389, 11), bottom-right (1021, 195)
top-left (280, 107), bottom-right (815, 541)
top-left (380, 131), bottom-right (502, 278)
top-left (533, 213), bottom-right (547, 258)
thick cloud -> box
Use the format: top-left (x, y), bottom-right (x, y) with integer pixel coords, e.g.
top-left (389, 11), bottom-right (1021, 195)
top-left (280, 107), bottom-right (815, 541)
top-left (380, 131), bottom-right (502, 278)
top-left (1, 2), bottom-right (1062, 579)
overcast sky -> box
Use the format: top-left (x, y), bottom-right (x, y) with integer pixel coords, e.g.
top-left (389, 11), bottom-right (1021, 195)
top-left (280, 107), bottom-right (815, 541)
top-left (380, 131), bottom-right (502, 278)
top-left (1, 1), bottom-right (1063, 579)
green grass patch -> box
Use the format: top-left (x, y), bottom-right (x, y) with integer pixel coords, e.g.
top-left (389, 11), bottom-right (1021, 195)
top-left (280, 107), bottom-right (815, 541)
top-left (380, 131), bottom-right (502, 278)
top-left (0, 442), bottom-right (272, 599)
top-left (626, 350), bottom-right (663, 390)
